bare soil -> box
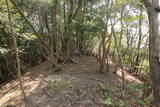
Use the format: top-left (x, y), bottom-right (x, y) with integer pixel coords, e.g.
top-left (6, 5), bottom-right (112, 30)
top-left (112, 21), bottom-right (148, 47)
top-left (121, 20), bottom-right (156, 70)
top-left (0, 56), bottom-right (143, 107)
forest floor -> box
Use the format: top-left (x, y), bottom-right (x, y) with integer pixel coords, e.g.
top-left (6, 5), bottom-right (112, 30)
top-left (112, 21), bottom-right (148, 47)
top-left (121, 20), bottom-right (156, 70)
top-left (0, 56), bottom-right (143, 107)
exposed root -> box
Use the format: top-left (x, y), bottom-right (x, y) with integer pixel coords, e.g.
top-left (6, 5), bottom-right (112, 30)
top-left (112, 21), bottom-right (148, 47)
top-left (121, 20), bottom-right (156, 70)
top-left (62, 59), bottom-right (77, 64)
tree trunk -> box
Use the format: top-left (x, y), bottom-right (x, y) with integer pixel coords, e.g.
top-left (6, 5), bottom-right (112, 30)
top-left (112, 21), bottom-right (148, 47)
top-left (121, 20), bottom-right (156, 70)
top-left (142, 0), bottom-right (160, 106)
top-left (50, 0), bottom-right (58, 67)
top-left (6, 0), bottom-right (26, 101)
top-left (99, 36), bottom-right (106, 73)
top-left (133, 4), bottom-right (143, 73)
top-left (63, 0), bottom-right (84, 63)
top-left (112, 25), bottom-right (125, 96)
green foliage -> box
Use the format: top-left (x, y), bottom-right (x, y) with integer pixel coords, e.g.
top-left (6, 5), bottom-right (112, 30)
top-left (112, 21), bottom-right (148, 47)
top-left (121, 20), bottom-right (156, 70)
top-left (103, 87), bottom-right (112, 93)
top-left (103, 87), bottom-right (128, 107)
top-left (132, 98), bottom-right (145, 105)
top-left (114, 101), bottom-right (127, 107)
top-left (104, 97), bottom-right (113, 106)
top-left (104, 94), bottom-right (128, 107)
top-left (127, 84), bottom-right (152, 92)
top-left (0, 0), bottom-right (150, 93)
top-left (52, 65), bottom-right (62, 72)
top-left (0, 49), bottom-right (16, 84)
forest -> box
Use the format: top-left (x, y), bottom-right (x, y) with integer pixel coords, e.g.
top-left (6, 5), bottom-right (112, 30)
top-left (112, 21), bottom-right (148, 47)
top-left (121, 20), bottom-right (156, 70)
top-left (0, 0), bottom-right (160, 107)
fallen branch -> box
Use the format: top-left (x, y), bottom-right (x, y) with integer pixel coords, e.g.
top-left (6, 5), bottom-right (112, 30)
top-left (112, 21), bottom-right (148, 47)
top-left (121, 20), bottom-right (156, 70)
top-left (86, 76), bottom-right (105, 82)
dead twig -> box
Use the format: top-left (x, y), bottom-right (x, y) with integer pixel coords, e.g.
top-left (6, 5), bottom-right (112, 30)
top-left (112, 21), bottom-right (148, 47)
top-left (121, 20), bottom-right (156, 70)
top-left (86, 76), bottom-right (105, 82)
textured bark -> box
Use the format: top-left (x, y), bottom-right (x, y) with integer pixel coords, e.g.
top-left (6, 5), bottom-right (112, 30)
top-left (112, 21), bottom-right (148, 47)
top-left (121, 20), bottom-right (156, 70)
top-left (79, 2), bottom-right (86, 55)
top-left (106, 35), bottom-right (112, 71)
top-left (141, 0), bottom-right (160, 106)
top-left (99, 36), bottom-right (106, 73)
top-left (50, 0), bottom-right (58, 67)
top-left (63, 0), bottom-right (84, 62)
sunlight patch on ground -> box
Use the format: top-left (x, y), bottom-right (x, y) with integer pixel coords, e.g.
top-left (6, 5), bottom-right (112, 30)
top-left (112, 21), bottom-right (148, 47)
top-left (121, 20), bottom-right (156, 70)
top-left (0, 57), bottom-right (143, 107)
top-left (0, 73), bottom-right (44, 106)
top-left (116, 68), bottom-right (142, 84)
top-left (0, 89), bottom-right (21, 106)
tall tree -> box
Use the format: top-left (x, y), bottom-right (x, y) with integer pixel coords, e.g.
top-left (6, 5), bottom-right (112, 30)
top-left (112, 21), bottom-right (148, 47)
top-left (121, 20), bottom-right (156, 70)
top-left (63, 0), bottom-right (84, 62)
top-left (50, 0), bottom-right (58, 67)
top-left (141, 0), bottom-right (160, 106)
top-left (6, 0), bottom-right (26, 101)
top-left (132, 4), bottom-right (143, 73)
top-left (98, 0), bottom-right (113, 73)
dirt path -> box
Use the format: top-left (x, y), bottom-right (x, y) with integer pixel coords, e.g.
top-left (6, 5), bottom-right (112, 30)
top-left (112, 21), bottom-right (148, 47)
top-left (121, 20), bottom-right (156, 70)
top-left (0, 56), bottom-right (142, 107)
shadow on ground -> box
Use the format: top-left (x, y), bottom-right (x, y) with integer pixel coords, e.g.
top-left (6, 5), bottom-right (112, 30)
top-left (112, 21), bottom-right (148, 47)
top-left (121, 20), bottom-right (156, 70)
top-left (0, 56), bottom-right (142, 107)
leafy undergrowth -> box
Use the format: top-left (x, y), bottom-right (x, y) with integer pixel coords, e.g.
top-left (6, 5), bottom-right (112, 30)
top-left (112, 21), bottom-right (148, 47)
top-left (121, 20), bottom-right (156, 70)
top-left (0, 56), bottom-right (145, 107)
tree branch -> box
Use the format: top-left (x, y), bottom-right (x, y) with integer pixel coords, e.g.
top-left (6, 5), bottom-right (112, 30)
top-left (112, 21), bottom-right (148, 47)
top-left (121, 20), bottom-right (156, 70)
top-left (141, 0), bottom-right (160, 13)
top-left (72, 0), bottom-right (83, 20)
top-left (155, 7), bottom-right (160, 12)
top-left (10, 0), bottom-right (49, 50)
top-left (141, 0), bottom-right (152, 9)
